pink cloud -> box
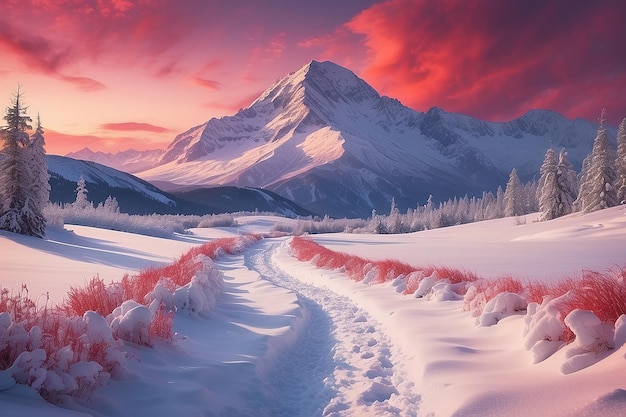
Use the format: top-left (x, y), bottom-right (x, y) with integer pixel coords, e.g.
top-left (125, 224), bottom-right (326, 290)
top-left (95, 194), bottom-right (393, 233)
top-left (342, 0), bottom-right (626, 125)
top-left (191, 77), bottom-right (222, 90)
top-left (99, 122), bottom-right (172, 133)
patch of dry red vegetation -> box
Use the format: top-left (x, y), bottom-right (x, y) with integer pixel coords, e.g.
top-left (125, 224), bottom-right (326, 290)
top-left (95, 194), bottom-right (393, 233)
top-left (290, 237), bottom-right (626, 336)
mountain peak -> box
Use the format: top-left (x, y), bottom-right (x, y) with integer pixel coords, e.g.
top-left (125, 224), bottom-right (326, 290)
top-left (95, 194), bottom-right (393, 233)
top-left (251, 60), bottom-right (380, 111)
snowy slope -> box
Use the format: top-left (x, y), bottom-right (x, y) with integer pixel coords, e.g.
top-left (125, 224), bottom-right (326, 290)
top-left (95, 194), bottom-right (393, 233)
top-left (47, 155), bottom-right (174, 205)
top-left (46, 155), bottom-right (314, 216)
top-left (135, 60), bottom-right (607, 218)
top-left (1, 208), bottom-right (625, 416)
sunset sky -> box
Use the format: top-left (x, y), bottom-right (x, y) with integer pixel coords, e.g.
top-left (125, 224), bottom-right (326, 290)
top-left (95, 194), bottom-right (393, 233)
top-left (1, 0), bottom-right (624, 155)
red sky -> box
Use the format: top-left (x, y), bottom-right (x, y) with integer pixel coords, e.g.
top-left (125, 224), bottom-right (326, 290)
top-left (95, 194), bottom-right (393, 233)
top-left (1, 0), bottom-right (624, 155)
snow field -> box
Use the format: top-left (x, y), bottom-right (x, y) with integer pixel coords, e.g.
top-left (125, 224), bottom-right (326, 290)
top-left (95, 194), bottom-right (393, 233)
top-left (2, 209), bottom-right (626, 416)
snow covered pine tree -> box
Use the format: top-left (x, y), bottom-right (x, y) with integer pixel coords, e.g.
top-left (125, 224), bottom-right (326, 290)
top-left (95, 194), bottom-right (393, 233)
top-left (577, 109), bottom-right (618, 213)
top-left (28, 114), bottom-right (50, 211)
top-left (504, 168), bottom-right (525, 217)
top-left (538, 148), bottom-right (579, 220)
top-left (74, 175), bottom-right (91, 209)
top-left (555, 150), bottom-right (578, 216)
top-left (0, 88), bottom-right (47, 237)
top-left (615, 118), bottom-right (626, 204)
top-left (537, 147), bottom-right (559, 221)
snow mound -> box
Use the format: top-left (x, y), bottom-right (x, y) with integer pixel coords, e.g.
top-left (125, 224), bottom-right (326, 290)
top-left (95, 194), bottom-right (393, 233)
top-left (561, 309), bottom-right (615, 374)
top-left (478, 292), bottom-right (527, 326)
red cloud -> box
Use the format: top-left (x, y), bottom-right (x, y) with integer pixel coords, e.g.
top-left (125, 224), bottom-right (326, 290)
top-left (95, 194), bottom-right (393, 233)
top-left (99, 122), bottom-right (171, 133)
top-left (0, 20), bottom-right (106, 91)
top-left (0, 0), bottom-right (206, 84)
top-left (344, 0), bottom-right (626, 125)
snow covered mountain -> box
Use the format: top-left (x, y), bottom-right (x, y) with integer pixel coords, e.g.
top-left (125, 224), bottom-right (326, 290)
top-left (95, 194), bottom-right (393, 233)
top-left (45, 155), bottom-right (313, 216)
top-left (66, 148), bottom-right (163, 173)
top-left (134, 60), bottom-right (603, 218)
top-left (46, 155), bottom-right (178, 214)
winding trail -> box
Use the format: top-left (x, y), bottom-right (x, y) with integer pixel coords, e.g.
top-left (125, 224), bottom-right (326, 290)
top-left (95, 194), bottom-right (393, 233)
top-left (245, 240), bottom-right (421, 416)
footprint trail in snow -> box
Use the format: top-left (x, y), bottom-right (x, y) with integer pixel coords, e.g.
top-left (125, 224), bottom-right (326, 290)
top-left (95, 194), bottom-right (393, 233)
top-left (246, 241), bottom-right (421, 416)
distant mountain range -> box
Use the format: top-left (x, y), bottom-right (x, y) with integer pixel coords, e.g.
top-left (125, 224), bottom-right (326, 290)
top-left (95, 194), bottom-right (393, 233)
top-left (45, 155), bottom-right (314, 217)
top-left (68, 60), bottom-right (611, 218)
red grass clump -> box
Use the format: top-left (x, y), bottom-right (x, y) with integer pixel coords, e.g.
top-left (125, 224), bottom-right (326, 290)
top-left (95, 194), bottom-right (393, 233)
top-left (64, 276), bottom-right (124, 317)
top-left (291, 237), bottom-right (416, 284)
top-left (561, 269), bottom-right (626, 323)
top-left (149, 305), bottom-right (175, 340)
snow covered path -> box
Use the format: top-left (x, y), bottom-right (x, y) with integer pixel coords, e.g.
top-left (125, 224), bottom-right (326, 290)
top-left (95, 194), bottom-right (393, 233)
top-left (246, 240), bottom-right (421, 416)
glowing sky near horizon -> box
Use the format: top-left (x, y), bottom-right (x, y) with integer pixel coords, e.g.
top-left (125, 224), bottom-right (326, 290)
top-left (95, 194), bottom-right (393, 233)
top-left (0, 0), bottom-right (624, 155)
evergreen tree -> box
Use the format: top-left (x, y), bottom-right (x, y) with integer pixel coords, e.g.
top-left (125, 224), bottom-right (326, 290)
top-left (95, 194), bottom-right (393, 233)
top-left (616, 118), bottom-right (626, 204)
top-left (74, 175), bottom-right (91, 209)
top-left (27, 114), bottom-right (50, 210)
top-left (578, 109), bottom-right (618, 213)
top-left (555, 150), bottom-right (578, 216)
top-left (504, 168), bottom-right (524, 217)
top-left (575, 153), bottom-right (592, 211)
top-left (538, 148), bottom-right (559, 220)
top-left (0, 87), bottom-right (46, 237)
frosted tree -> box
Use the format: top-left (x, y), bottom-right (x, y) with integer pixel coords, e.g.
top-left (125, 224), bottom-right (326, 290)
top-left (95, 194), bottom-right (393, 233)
top-left (555, 150), bottom-right (578, 216)
top-left (537, 148), bottom-right (559, 220)
top-left (523, 179), bottom-right (538, 213)
top-left (0, 88), bottom-right (46, 237)
top-left (578, 109), bottom-right (617, 213)
top-left (103, 196), bottom-right (119, 213)
top-left (616, 118), bottom-right (626, 203)
top-left (503, 168), bottom-right (525, 217)
top-left (386, 197), bottom-right (403, 233)
top-left (74, 175), bottom-right (91, 209)
top-left (575, 154), bottom-right (591, 211)
top-left (27, 114), bottom-right (50, 210)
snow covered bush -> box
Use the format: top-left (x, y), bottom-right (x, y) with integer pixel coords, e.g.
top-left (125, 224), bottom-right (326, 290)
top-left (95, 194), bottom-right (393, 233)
top-left (464, 276), bottom-right (524, 316)
top-left (477, 292), bottom-right (527, 326)
top-left (522, 293), bottom-right (571, 363)
top-left (0, 300), bottom-right (125, 401)
top-left (561, 309), bottom-right (615, 374)
top-left (145, 255), bottom-right (224, 317)
top-left (109, 301), bottom-right (153, 345)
